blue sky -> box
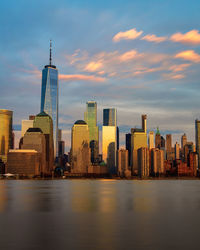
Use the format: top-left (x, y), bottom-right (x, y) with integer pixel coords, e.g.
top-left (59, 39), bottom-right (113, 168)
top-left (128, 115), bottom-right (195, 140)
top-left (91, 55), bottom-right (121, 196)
top-left (1, 0), bottom-right (200, 150)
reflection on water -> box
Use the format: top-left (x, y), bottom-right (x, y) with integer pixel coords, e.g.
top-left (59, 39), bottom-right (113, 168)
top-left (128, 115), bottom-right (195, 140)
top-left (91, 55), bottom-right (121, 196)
top-left (0, 180), bottom-right (200, 250)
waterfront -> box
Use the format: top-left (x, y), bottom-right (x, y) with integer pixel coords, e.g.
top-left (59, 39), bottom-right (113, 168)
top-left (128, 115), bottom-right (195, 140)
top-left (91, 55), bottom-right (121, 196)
top-left (0, 180), bottom-right (199, 250)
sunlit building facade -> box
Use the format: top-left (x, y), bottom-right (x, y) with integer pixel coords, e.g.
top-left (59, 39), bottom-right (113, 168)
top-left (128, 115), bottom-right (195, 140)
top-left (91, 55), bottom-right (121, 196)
top-left (21, 120), bottom-right (34, 137)
top-left (84, 101), bottom-right (99, 164)
top-left (0, 109), bottom-right (13, 163)
top-left (102, 108), bottom-right (117, 172)
top-left (40, 41), bottom-right (58, 156)
top-left (148, 131), bottom-right (154, 149)
top-left (71, 120), bottom-right (90, 173)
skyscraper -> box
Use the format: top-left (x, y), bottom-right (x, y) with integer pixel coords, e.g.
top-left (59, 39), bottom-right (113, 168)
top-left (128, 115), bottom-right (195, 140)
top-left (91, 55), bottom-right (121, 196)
top-left (84, 101), bottom-right (99, 164)
top-left (102, 108), bottom-right (117, 173)
top-left (40, 41), bottom-right (58, 156)
top-left (166, 134), bottom-right (172, 151)
top-left (71, 120), bottom-right (90, 173)
top-left (181, 133), bottom-right (187, 149)
top-left (0, 109), bottom-right (13, 163)
top-left (195, 119), bottom-right (200, 169)
top-left (148, 131), bottom-right (154, 149)
top-left (155, 127), bottom-right (161, 149)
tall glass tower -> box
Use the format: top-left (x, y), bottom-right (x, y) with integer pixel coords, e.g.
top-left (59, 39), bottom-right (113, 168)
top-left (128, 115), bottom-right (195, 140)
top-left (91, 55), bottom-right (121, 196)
top-left (84, 101), bottom-right (99, 164)
top-left (40, 41), bottom-right (58, 156)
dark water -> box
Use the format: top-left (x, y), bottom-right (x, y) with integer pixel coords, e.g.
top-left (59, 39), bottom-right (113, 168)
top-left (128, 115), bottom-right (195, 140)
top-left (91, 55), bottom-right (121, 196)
top-left (0, 180), bottom-right (200, 250)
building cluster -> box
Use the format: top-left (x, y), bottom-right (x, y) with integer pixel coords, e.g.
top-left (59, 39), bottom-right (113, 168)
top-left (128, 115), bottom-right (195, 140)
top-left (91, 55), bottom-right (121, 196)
top-left (0, 43), bottom-right (200, 178)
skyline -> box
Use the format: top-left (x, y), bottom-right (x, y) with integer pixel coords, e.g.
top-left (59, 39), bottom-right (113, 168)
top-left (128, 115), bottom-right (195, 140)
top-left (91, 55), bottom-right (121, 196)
top-left (1, 0), bottom-right (200, 151)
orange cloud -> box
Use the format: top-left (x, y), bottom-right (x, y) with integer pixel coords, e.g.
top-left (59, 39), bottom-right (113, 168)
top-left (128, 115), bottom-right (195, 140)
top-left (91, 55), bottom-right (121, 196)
top-left (84, 61), bottom-right (103, 72)
top-left (113, 28), bottom-right (143, 42)
top-left (175, 50), bottom-right (200, 63)
top-left (141, 34), bottom-right (167, 43)
top-left (170, 30), bottom-right (200, 45)
top-left (169, 64), bottom-right (191, 72)
top-left (59, 74), bottom-right (106, 82)
top-left (119, 50), bottom-right (139, 61)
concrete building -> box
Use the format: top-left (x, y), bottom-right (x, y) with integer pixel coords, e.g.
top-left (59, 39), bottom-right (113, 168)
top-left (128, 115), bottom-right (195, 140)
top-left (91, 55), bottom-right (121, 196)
top-left (71, 120), bottom-right (90, 174)
top-left (6, 149), bottom-right (40, 176)
top-left (151, 148), bottom-right (164, 175)
top-left (21, 119), bottom-right (34, 137)
top-left (118, 149), bottom-right (131, 177)
top-left (33, 111), bottom-right (54, 171)
top-left (84, 101), bottom-right (99, 164)
top-left (148, 131), bottom-right (154, 149)
top-left (0, 109), bottom-right (13, 163)
top-left (131, 115), bottom-right (147, 174)
top-left (22, 128), bottom-right (48, 175)
top-left (155, 127), bottom-right (161, 149)
top-left (138, 147), bottom-right (149, 178)
top-left (102, 108), bottom-right (117, 173)
top-left (175, 142), bottom-right (180, 159)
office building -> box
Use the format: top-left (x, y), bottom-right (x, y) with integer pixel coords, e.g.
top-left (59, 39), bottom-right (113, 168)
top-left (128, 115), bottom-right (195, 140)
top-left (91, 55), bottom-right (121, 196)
top-left (151, 148), bottom-right (164, 175)
top-left (21, 119), bottom-right (34, 137)
top-left (118, 149), bottom-right (131, 177)
top-left (33, 111), bottom-right (54, 172)
top-left (138, 147), bottom-right (149, 178)
top-left (71, 120), bottom-right (90, 173)
top-left (125, 133), bottom-right (131, 166)
top-left (0, 109), bottom-right (13, 163)
top-left (131, 115), bottom-right (147, 173)
top-left (22, 128), bottom-right (48, 175)
top-left (102, 108), bottom-right (117, 173)
top-left (84, 101), bottom-right (99, 163)
top-left (175, 142), bottom-right (180, 159)
top-left (6, 149), bottom-right (40, 176)
top-left (181, 133), bottom-right (187, 149)
top-left (166, 134), bottom-right (172, 151)
top-left (155, 127), bottom-right (161, 149)
top-left (148, 131), bottom-right (154, 149)
top-left (40, 41), bottom-right (59, 156)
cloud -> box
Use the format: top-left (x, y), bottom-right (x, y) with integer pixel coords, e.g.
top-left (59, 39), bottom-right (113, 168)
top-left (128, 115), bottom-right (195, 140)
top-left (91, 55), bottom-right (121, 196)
top-left (175, 50), bottom-right (200, 63)
top-left (119, 50), bottom-right (140, 61)
top-left (84, 61), bottom-right (103, 72)
top-left (141, 34), bottom-right (167, 43)
top-left (112, 28), bottom-right (143, 42)
top-left (59, 74), bottom-right (106, 82)
top-left (170, 30), bottom-right (200, 45)
top-left (163, 73), bottom-right (185, 80)
top-left (169, 64), bottom-right (191, 72)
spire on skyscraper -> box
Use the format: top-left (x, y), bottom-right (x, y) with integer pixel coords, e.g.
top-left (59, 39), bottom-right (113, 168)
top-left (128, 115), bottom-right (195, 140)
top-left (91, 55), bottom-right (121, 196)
top-left (49, 40), bottom-right (52, 66)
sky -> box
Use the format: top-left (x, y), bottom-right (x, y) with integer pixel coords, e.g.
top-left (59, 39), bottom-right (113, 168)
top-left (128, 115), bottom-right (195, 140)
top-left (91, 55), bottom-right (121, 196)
top-left (1, 0), bottom-right (200, 151)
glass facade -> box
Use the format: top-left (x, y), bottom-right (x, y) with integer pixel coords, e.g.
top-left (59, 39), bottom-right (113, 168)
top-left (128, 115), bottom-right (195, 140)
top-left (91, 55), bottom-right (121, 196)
top-left (84, 101), bottom-right (99, 163)
top-left (103, 109), bottom-right (116, 126)
top-left (40, 66), bottom-right (58, 156)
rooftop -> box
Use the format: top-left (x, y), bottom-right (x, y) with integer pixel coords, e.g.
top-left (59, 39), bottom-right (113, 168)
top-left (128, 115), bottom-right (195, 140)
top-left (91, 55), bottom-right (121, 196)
top-left (74, 120), bottom-right (87, 125)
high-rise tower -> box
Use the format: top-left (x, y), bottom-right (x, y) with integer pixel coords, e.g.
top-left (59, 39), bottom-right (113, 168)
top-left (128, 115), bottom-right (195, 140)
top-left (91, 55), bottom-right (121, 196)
top-left (195, 119), bottom-right (200, 169)
top-left (40, 40), bottom-right (58, 156)
top-left (84, 101), bottom-right (99, 164)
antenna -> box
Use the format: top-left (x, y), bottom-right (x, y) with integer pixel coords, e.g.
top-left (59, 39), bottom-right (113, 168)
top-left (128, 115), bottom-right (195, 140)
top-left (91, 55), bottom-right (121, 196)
top-left (49, 40), bottom-right (52, 66)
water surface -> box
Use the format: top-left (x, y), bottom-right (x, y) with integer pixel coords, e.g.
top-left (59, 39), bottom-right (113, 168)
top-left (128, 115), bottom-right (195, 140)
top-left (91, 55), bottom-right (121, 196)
top-left (0, 179), bottom-right (199, 250)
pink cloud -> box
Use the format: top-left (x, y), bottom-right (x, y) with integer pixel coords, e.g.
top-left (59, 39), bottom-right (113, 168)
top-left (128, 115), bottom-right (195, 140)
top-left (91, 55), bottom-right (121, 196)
top-left (84, 61), bottom-right (103, 72)
top-left (112, 28), bottom-right (143, 42)
top-left (141, 34), bottom-right (167, 43)
top-left (175, 50), bottom-right (200, 63)
top-left (169, 64), bottom-right (191, 72)
top-left (170, 30), bottom-right (200, 45)
top-left (119, 50), bottom-right (140, 62)
top-left (59, 74), bottom-right (106, 82)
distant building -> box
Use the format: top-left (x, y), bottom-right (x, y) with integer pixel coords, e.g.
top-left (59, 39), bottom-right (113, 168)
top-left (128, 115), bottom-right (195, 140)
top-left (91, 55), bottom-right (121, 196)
top-left (195, 119), bottom-right (200, 169)
top-left (148, 131), bottom-right (154, 149)
top-left (84, 101), bottom-right (99, 164)
top-left (138, 147), bottom-right (149, 178)
top-left (151, 148), bottom-right (164, 175)
top-left (125, 133), bottom-right (131, 166)
top-left (33, 111), bottom-right (54, 172)
top-left (40, 41), bottom-right (58, 156)
top-left (21, 119), bottom-right (34, 137)
top-left (181, 133), bottom-right (187, 149)
top-left (175, 142), bottom-right (180, 159)
top-left (166, 134), bottom-right (172, 152)
top-left (102, 108), bottom-right (117, 173)
top-left (161, 136), bottom-right (165, 148)
top-left (6, 149), bottom-right (40, 176)
top-left (131, 115), bottom-right (147, 174)
top-left (155, 127), bottom-right (161, 149)
top-left (118, 149), bottom-right (131, 177)
top-left (71, 120), bottom-right (90, 173)
top-left (22, 128), bottom-right (48, 175)
top-left (0, 109), bottom-right (13, 163)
